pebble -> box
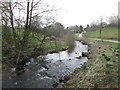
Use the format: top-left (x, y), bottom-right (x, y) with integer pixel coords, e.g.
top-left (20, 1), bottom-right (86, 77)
top-left (14, 82), bottom-right (18, 85)
top-left (11, 68), bottom-right (16, 72)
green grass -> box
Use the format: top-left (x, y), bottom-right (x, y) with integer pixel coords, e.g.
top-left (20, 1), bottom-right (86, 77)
top-left (3, 27), bottom-right (68, 52)
top-left (63, 38), bottom-right (119, 88)
top-left (43, 40), bottom-right (68, 53)
top-left (2, 27), bottom-right (68, 68)
top-left (84, 28), bottom-right (118, 40)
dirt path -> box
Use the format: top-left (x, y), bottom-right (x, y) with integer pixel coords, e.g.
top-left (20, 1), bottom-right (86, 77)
top-left (88, 38), bottom-right (120, 43)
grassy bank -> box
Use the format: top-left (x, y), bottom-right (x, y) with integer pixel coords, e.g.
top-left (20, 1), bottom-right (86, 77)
top-left (63, 38), bottom-right (119, 88)
top-left (3, 27), bottom-right (68, 54)
top-left (2, 27), bottom-right (69, 69)
top-left (84, 28), bottom-right (118, 40)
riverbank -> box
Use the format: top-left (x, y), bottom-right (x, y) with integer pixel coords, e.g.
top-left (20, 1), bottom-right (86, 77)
top-left (2, 41), bottom-right (88, 88)
top-left (63, 38), bottom-right (119, 88)
top-left (3, 26), bottom-right (72, 70)
top-left (3, 39), bottom-right (69, 70)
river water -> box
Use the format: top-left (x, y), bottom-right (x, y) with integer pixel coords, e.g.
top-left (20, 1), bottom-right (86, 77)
top-left (3, 41), bottom-right (88, 88)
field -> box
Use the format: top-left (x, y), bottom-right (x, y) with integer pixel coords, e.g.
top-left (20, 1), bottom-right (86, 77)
top-left (84, 28), bottom-right (118, 40)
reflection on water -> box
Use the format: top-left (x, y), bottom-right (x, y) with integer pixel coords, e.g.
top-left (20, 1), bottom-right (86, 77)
top-left (3, 41), bottom-right (88, 88)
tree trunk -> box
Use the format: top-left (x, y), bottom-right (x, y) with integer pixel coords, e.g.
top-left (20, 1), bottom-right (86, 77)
top-left (22, 0), bottom-right (30, 50)
top-left (9, 2), bottom-right (19, 47)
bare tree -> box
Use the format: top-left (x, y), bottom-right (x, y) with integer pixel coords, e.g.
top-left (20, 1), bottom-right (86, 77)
top-left (2, 0), bottom-right (57, 66)
top-left (100, 17), bottom-right (103, 39)
top-left (107, 15), bottom-right (118, 27)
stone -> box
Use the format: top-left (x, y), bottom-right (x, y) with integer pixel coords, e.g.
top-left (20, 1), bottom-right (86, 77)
top-left (52, 81), bottom-right (59, 87)
top-left (82, 52), bottom-right (89, 57)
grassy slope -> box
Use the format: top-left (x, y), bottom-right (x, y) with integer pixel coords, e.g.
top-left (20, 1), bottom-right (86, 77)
top-left (3, 27), bottom-right (68, 68)
top-left (84, 28), bottom-right (118, 40)
top-left (3, 28), bottom-right (68, 54)
top-left (63, 38), bottom-right (119, 88)
top-left (27, 32), bottom-right (68, 53)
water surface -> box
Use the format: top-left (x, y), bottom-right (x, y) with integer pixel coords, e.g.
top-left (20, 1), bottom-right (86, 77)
top-left (3, 41), bottom-right (88, 88)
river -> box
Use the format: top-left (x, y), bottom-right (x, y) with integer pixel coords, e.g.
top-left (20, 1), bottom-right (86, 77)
top-left (3, 41), bottom-right (88, 88)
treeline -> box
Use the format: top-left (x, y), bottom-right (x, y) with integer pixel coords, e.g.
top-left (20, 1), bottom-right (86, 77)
top-left (66, 25), bottom-right (84, 33)
top-left (66, 15), bottom-right (118, 34)
top-left (84, 15), bottom-right (118, 32)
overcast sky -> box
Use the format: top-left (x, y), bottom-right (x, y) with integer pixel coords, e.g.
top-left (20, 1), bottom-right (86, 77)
top-left (2, 0), bottom-right (119, 27)
top-left (43, 0), bottom-right (119, 27)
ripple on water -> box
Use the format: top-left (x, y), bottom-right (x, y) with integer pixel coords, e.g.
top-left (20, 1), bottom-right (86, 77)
top-left (3, 41), bottom-right (88, 88)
